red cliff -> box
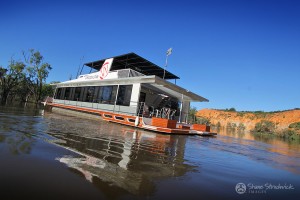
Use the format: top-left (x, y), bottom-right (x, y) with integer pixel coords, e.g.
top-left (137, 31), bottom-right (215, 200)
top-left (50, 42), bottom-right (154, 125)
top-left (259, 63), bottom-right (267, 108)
top-left (196, 109), bottom-right (300, 133)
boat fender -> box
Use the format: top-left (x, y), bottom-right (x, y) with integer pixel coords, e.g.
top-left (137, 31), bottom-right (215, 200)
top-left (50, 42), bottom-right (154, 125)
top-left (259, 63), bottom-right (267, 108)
top-left (135, 116), bottom-right (139, 126)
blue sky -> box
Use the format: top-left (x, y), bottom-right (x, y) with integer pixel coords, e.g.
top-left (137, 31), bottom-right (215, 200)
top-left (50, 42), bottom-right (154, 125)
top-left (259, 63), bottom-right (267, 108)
top-left (1, 0), bottom-right (299, 111)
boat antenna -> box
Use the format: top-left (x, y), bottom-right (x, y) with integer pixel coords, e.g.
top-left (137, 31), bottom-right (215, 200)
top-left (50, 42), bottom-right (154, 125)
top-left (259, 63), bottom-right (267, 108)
top-left (89, 63), bottom-right (93, 73)
top-left (163, 48), bottom-right (172, 79)
top-left (76, 56), bottom-right (84, 78)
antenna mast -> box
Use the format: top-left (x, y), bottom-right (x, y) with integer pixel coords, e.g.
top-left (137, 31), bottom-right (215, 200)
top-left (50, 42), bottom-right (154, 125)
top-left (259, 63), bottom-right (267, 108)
top-left (76, 56), bottom-right (84, 78)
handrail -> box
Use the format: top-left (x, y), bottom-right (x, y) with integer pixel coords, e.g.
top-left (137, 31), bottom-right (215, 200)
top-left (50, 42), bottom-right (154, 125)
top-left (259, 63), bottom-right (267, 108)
top-left (137, 102), bottom-right (145, 117)
top-left (53, 99), bottom-right (177, 120)
top-left (110, 68), bottom-right (146, 78)
top-left (53, 98), bottom-right (141, 115)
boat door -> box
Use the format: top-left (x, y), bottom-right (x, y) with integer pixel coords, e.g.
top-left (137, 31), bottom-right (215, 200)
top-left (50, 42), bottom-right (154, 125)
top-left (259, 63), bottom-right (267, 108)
top-left (139, 92), bottom-right (146, 103)
top-left (137, 92), bottom-right (146, 116)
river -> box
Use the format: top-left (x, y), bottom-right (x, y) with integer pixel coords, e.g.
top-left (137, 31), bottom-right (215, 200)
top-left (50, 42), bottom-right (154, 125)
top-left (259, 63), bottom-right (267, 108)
top-left (0, 105), bottom-right (300, 200)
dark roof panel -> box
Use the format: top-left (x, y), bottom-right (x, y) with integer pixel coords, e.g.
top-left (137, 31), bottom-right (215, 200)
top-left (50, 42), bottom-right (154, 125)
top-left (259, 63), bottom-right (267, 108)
top-left (84, 52), bottom-right (179, 79)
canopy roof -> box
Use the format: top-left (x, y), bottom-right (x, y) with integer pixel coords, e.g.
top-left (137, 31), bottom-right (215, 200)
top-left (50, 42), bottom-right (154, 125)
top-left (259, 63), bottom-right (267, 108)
top-left (84, 52), bottom-right (179, 80)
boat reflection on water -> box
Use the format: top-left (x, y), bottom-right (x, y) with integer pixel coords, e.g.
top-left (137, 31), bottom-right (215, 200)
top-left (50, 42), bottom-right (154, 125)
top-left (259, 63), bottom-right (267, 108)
top-left (45, 113), bottom-right (194, 196)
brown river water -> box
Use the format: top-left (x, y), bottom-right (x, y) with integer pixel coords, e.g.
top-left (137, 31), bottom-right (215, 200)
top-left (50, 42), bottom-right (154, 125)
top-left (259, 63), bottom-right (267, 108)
top-left (0, 105), bottom-right (300, 200)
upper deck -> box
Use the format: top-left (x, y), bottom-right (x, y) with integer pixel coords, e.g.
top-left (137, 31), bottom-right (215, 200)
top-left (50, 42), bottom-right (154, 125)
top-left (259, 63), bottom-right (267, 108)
top-left (55, 53), bottom-right (208, 103)
top-left (84, 52), bottom-right (179, 80)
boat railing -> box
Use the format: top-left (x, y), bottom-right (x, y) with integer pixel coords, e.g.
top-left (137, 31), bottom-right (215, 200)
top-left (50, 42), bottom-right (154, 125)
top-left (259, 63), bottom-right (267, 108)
top-left (111, 69), bottom-right (145, 78)
top-left (137, 102), bottom-right (145, 117)
top-left (154, 107), bottom-right (176, 120)
top-left (137, 102), bottom-right (177, 120)
top-left (54, 98), bottom-right (177, 120)
top-left (55, 98), bottom-right (142, 116)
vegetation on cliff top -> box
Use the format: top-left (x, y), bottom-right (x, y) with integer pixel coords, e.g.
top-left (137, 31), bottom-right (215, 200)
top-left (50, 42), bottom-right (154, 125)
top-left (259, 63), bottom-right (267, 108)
top-left (216, 107), bottom-right (300, 114)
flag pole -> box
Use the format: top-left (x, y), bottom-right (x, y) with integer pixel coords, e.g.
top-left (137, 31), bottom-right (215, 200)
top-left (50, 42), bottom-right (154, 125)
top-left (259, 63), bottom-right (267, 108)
top-left (163, 48), bottom-right (172, 79)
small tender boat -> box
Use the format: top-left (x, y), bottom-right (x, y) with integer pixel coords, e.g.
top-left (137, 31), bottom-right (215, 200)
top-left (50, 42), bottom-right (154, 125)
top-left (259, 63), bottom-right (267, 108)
top-left (46, 52), bottom-right (216, 136)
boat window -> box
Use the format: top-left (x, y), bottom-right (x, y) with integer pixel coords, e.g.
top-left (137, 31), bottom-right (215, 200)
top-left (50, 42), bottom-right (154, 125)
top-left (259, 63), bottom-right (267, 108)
top-left (117, 85), bottom-right (132, 106)
top-left (86, 86), bottom-right (95, 102)
top-left (64, 87), bottom-right (71, 100)
top-left (93, 87), bottom-right (100, 102)
top-left (73, 87), bottom-right (81, 101)
top-left (99, 86), bottom-right (117, 104)
top-left (55, 88), bottom-right (62, 99)
top-left (96, 86), bottom-right (103, 103)
top-left (102, 86), bottom-right (113, 103)
top-left (56, 85), bottom-right (120, 105)
top-left (80, 87), bottom-right (87, 102)
top-left (111, 86), bottom-right (118, 104)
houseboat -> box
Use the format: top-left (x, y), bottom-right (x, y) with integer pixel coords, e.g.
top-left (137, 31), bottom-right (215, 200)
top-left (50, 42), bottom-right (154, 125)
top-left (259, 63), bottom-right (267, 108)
top-left (46, 52), bottom-right (216, 136)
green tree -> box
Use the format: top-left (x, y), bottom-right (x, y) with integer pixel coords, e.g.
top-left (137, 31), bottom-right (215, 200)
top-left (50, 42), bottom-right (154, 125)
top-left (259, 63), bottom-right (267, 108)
top-left (188, 107), bottom-right (198, 123)
top-left (13, 77), bottom-right (33, 102)
top-left (237, 123), bottom-right (246, 131)
top-left (252, 120), bottom-right (276, 134)
top-left (188, 107), bottom-right (210, 124)
top-left (41, 83), bottom-right (55, 99)
top-left (289, 122), bottom-right (300, 130)
top-left (229, 107), bottom-right (236, 112)
top-left (0, 60), bottom-right (26, 104)
top-left (196, 117), bottom-right (210, 125)
top-left (23, 49), bottom-right (52, 103)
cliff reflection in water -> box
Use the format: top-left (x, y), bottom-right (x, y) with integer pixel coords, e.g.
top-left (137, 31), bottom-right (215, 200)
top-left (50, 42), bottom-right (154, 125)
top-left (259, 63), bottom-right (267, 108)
top-left (215, 127), bottom-right (300, 157)
top-left (44, 113), bottom-right (193, 195)
top-left (213, 127), bottom-right (300, 174)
